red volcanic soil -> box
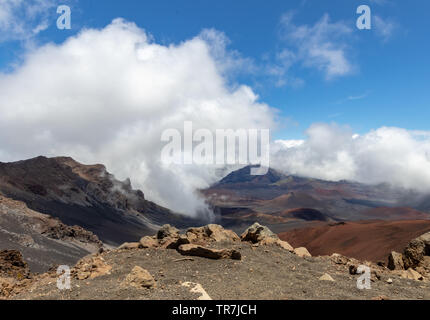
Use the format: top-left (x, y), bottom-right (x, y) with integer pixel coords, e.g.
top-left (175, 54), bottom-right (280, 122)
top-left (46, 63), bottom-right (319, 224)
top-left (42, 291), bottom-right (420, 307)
top-left (279, 220), bottom-right (430, 263)
top-left (361, 207), bottom-right (429, 220)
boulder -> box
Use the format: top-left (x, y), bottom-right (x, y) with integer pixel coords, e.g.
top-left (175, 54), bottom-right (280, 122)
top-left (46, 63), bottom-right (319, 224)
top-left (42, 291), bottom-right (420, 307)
top-left (240, 223), bottom-right (278, 243)
top-left (177, 244), bottom-right (241, 260)
top-left (139, 236), bottom-right (159, 249)
top-left (400, 268), bottom-right (424, 281)
top-left (157, 224), bottom-right (180, 240)
top-left (186, 224), bottom-right (240, 244)
top-left (294, 247), bottom-right (312, 258)
top-left (403, 232), bottom-right (430, 269)
top-left (387, 251), bottom-right (404, 270)
top-left (205, 224), bottom-right (240, 242)
top-left (121, 266), bottom-right (155, 289)
top-left (159, 234), bottom-right (190, 249)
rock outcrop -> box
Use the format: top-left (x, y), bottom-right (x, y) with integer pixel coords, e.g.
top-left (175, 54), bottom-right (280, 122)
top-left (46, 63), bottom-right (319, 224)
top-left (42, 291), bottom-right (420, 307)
top-left (0, 194), bottom-right (103, 272)
top-left (0, 250), bottom-right (33, 298)
top-left (403, 232), bottom-right (430, 269)
top-left (72, 255), bottom-right (112, 280)
top-left (186, 224), bottom-right (240, 244)
top-left (0, 156), bottom-right (205, 249)
top-left (5, 224), bottom-right (430, 300)
top-left (0, 250), bottom-right (30, 279)
top-left (120, 224), bottom-right (241, 252)
top-left (383, 231), bottom-right (430, 280)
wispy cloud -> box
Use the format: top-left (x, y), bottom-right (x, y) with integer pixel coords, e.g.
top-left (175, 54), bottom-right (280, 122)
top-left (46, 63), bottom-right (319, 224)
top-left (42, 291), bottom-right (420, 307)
top-left (374, 15), bottom-right (396, 42)
top-left (0, 0), bottom-right (56, 43)
top-left (278, 12), bottom-right (354, 80)
top-left (337, 91), bottom-right (371, 104)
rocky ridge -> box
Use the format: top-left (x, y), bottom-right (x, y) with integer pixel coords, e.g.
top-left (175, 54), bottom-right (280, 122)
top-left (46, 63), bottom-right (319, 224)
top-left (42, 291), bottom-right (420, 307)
top-left (4, 223), bottom-right (430, 300)
top-left (0, 194), bottom-right (102, 272)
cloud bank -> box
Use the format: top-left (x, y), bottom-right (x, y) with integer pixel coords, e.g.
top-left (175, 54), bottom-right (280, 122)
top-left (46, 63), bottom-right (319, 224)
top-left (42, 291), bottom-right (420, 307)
top-left (0, 18), bottom-right (428, 219)
top-left (272, 124), bottom-right (430, 191)
top-left (0, 19), bottom-right (275, 217)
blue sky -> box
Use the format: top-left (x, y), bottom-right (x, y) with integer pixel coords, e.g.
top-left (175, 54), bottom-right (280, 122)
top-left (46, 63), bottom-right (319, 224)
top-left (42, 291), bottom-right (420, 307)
top-left (0, 0), bottom-right (429, 140)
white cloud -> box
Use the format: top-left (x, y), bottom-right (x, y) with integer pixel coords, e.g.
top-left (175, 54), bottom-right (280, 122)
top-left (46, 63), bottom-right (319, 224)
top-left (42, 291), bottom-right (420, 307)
top-left (0, 0), bottom-right (55, 42)
top-left (279, 12), bottom-right (354, 80)
top-left (198, 28), bottom-right (256, 78)
top-left (272, 124), bottom-right (430, 191)
top-left (0, 19), bottom-right (276, 218)
top-left (374, 15), bottom-right (396, 42)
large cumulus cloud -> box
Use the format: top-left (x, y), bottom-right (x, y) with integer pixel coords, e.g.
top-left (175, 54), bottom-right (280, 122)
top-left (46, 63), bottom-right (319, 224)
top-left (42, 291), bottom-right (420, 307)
top-left (0, 19), bottom-right (275, 217)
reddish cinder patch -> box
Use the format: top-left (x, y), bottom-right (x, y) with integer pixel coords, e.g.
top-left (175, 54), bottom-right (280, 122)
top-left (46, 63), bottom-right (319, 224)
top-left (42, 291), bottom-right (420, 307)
top-left (279, 220), bottom-right (430, 262)
top-left (361, 207), bottom-right (429, 220)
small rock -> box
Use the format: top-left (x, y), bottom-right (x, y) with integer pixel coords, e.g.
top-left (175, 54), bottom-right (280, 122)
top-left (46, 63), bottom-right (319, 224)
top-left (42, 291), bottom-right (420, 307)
top-left (121, 266), bottom-right (155, 289)
top-left (349, 265), bottom-right (358, 275)
top-left (293, 247), bottom-right (312, 258)
top-left (182, 282), bottom-right (212, 300)
top-left (386, 278), bottom-right (393, 284)
top-left (372, 270), bottom-right (381, 281)
top-left (319, 273), bottom-right (334, 281)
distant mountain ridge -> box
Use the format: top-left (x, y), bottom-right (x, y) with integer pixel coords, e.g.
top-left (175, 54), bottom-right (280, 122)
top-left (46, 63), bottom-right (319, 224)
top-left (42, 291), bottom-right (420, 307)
top-left (0, 156), bottom-right (205, 246)
top-left (203, 165), bottom-right (430, 233)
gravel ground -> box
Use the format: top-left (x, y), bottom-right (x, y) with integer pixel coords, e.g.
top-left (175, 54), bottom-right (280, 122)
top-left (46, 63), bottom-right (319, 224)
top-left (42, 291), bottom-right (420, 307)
top-left (13, 242), bottom-right (430, 300)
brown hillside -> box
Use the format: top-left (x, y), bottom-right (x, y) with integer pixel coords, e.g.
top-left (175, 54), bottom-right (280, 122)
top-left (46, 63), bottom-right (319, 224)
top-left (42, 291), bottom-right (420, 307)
top-left (279, 220), bottom-right (430, 262)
